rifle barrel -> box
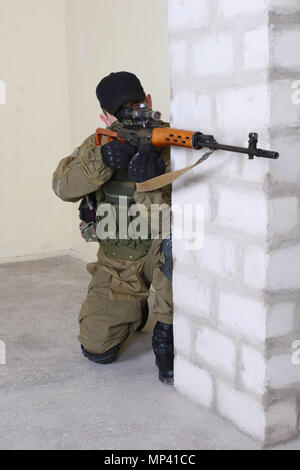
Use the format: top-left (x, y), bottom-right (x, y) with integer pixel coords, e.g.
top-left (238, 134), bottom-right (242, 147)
top-left (192, 132), bottom-right (279, 159)
top-left (204, 142), bottom-right (279, 159)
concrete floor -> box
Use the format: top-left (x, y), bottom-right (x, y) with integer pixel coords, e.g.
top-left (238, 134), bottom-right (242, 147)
top-left (0, 255), bottom-right (299, 450)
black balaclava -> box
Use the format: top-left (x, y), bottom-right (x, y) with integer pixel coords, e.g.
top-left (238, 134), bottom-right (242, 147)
top-left (96, 71), bottom-right (146, 115)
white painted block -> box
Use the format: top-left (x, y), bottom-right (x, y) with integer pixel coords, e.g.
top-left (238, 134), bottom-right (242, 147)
top-left (294, 312), bottom-right (300, 332)
top-left (240, 345), bottom-right (266, 395)
top-left (216, 85), bottom-right (269, 132)
top-left (270, 0), bottom-right (300, 13)
top-left (244, 26), bottom-right (268, 70)
top-left (169, 39), bottom-right (187, 77)
top-left (168, 0), bottom-right (210, 33)
top-left (266, 303), bottom-right (295, 338)
top-left (266, 399), bottom-right (299, 445)
top-left (175, 356), bottom-right (214, 408)
top-left (218, 290), bottom-right (266, 342)
top-left (240, 154), bottom-right (268, 184)
top-left (195, 233), bottom-right (237, 280)
top-left (270, 80), bottom-right (300, 128)
top-left (191, 33), bottom-right (234, 76)
top-left (173, 232), bottom-right (237, 281)
top-left (243, 244), bottom-right (268, 290)
top-left (270, 135), bottom-right (300, 184)
top-left (170, 89), bottom-right (212, 130)
top-left (267, 354), bottom-right (300, 389)
top-left (173, 268), bottom-right (211, 318)
top-left (272, 30), bottom-right (300, 69)
top-left (269, 197), bottom-right (298, 237)
top-left (268, 245), bottom-right (300, 290)
top-left (174, 315), bottom-right (192, 354)
top-left (217, 187), bottom-right (268, 236)
top-left (172, 180), bottom-right (212, 221)
top-left (170, 146), bottom-right (189, 172)
top-left (219, 0), bottom-right (268, 20)
top-left (195, 327), bottom-right (236, 375)
top-left (217, 380), bottom-right (265, 440)
top-left (203, 148), bottom-right (242, 180)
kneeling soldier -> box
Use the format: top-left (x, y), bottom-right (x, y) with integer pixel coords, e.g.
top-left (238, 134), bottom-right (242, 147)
top-left (52, 71), bottom-right (174, 385)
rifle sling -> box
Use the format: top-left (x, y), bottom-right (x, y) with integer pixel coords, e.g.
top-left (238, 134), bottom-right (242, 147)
top-left (135, 149), bottom-right (214, 192)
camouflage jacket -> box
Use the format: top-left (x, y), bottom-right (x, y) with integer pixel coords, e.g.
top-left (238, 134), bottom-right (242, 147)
top-left (52, 131), bottom-right (171, 210)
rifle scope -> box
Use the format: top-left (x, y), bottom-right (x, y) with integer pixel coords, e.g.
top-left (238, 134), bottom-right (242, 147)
top-left (117, 103), bottom-right (161, 122)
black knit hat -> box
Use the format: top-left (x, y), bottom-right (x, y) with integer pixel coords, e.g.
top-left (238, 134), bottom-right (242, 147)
top-left (96, 71), bottom-right (146, 115)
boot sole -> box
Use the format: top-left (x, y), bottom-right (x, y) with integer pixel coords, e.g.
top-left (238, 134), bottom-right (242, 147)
top-left (81, 344), bottom-right (120, 364)
top-left (159, 372), bottom-right (174, 386)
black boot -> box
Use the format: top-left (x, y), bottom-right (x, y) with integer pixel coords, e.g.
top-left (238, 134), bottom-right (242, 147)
top-left (81, 343), bottom-right (121, 364)
top-left (152, 321), bottom-right (174, 385)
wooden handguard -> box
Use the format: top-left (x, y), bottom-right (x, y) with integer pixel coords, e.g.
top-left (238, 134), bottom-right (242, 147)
top-left (151, 127), bottom-right (195, 148)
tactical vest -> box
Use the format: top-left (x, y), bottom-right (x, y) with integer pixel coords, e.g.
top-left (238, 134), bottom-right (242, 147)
top-left (95, 169), bottom-right (152, 261)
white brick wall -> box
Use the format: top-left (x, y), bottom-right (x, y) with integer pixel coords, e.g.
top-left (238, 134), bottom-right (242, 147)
top-left (244, 26), bottom-right (268, 70)
top-left (200, 149), bottom-right (242, 180)
top-left (174, 315), bottom-right (192, 355)
top-left (243, 244), bottom-right (268, 290)
top-left (195, 327), bottom-right (236, 375)
top-left (216, 85), bottom-right (269, 133)
top-left (195, 233), bottom-right (237, 279)
top-left (269, 197), bottom-right (298, 237)
top-left (168, 0), bottom-right (209, 33)
top-left (191, 33), bottom-right (235, 77)
top-left (172, 179), bottom-right (212, 221)
top-left (268, 245), bottom-right (300, 290)
top-left (266, 399), bottom-right (299, 445)
top-left (217, 187), bottom-right (268, 235)
top-left (175, 356), bottom-right (214, 408)
top-left (172, 233), bottom-right (237, 281)
top-left (169, 0), bottom-right (300, 446)
top-left (267, 354), bottom-right (300, 389)
top-left (240, 155), bottom-right (268, 184)
top-left (218, 290), bottom-right (266, 342)
top-left (270, 136), bottom-right (300, 185)
top-left (218, 0), bottom-right (268, 20)
top-left (169, 39), bottom-right (187, 77)
top-left (270, 79), bottom-right (300, 128)
top-left (270, 0), bottom-right (300, 13)
top-left (272, 30), bottom-right (300, 69)
top-left (240, 345), bottom-right (266, 394)
top-left (216, 380), bottom-right (265, 440)
top-left (266, 303), bottom-right (295, 338)
top-left (173, 269), bottom-right (211, 318)
top-left (170, 146), bottom-right (189, 172)
top-left (170, 89), bottom-right (212, 130)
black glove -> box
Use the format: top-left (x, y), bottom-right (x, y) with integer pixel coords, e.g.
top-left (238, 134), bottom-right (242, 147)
top-left (101, 139), bottom-right (136, 170)
top-left (128, 144), bottom-right (166, 183)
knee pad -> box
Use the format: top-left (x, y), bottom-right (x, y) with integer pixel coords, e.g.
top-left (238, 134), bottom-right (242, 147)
top-left (81, 343), bottom-right (121, 364)
top-left (159, 236), bottom-right (173, 281)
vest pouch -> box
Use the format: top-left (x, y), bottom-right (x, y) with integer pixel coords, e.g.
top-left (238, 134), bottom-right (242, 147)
top-left (94, 170), bottom-right (152, 259)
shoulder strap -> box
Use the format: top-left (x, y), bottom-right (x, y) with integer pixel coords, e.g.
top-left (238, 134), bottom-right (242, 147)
top-left (135, 149), bottom-right (214, 192)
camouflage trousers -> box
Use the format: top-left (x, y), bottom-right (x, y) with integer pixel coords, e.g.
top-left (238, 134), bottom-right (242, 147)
top-left (78, 239), bottom-right (173, 355)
